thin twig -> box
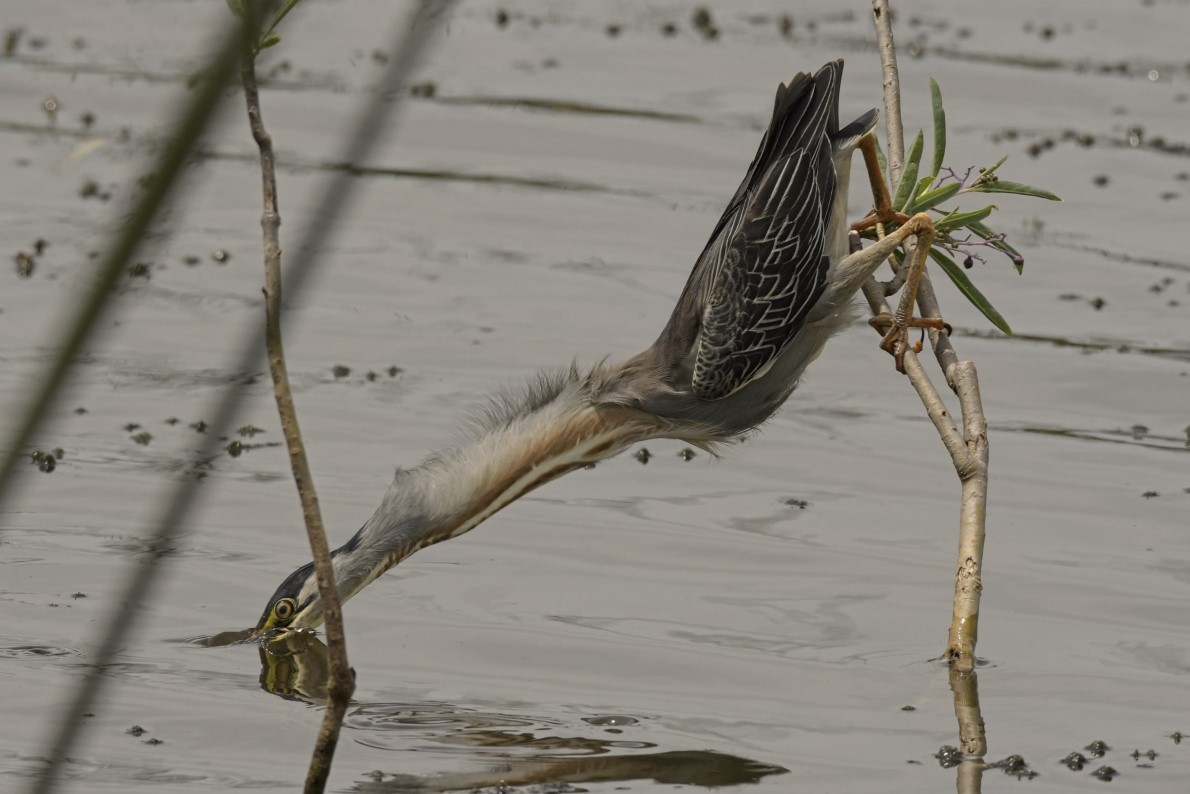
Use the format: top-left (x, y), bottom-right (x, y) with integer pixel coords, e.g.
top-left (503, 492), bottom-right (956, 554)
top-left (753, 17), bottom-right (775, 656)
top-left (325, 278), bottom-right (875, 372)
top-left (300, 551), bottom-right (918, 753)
top-left (869, 0), bottom-right (988, 672)
top-left (239, 11), bottom-right (354, 792)
top-left (871, 0), bottom-right (904, 186)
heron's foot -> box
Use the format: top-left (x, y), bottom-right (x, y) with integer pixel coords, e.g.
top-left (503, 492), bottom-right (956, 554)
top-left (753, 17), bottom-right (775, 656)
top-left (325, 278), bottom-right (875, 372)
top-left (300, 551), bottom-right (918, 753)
top-left (850, 209), bottom-right (911, 233)
top-left (869, 314), bottom-right (951, 373)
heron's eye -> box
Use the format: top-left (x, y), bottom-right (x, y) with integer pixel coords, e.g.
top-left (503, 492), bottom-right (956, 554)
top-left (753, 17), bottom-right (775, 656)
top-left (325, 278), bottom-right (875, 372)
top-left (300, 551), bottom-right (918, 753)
top-left (272, 597), bottom-right (296, 624)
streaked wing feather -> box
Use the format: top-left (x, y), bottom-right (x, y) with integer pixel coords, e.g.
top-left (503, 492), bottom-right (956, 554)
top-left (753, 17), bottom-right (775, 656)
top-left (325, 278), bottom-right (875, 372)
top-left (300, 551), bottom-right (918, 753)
top-left (692, 142), bottom-right (833, 400)
top-left (690, 61), bottom-right (840, 402)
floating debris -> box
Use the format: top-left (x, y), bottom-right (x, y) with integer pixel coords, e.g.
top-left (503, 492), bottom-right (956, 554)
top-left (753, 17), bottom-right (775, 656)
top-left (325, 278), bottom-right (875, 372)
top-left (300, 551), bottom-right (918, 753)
top-left (1062, 751), bottom-right (1088, 771)
top-left (131, 432), bottom-right (152, 446)
top-left (238, 424), bottom-right (264, 437)
top-left (1091, 765), bottom-right (1118, 781)
top-left (783, 498), bottom-right (809, 509)
top-left (30, 450), bottom-right (56, 473)
top-left (935, 745), bottom-right (961, 768)
top-left (332, 364), bottom-right (351, 379)
top-left (227, 440), bottom-right (243, 458)
top-left (1085, 740), bottom-right (1110, 757)
top-left (190, 420), bottom-right (208, 433)
top-left (677, 447), bottom-right (696, 461)
top-left (988, 754), bottom-right (1038, 780)
top-left (126, 725), bottom-right (145, 737)
top-left (410, 81), bottom-right (436, 98)
top-left (14, 251), bottom-right (34, 278)
top-left (634, 447), bottom-right (652, 465)
top-left (211, 249), bottom-right (230, 264)
top-left (387, 365), bottom-right (402, 377)
top-left (691, 7), bottom-right (718, 39)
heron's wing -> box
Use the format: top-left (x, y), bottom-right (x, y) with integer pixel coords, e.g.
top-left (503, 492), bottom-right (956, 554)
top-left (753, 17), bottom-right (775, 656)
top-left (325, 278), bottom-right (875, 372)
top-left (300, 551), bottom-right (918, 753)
top-left (690, 71), bottom-right (838, 401)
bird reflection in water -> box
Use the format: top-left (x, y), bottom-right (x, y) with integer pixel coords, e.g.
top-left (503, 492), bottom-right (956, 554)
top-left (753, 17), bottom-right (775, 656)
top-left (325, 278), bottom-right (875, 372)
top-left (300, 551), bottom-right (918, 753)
top-left (202, 631), bottom-right (790, 790)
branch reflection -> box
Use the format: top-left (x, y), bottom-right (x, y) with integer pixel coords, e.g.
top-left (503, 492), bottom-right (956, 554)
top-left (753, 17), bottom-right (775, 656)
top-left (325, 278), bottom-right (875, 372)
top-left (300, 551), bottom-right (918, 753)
top-left (255, 632), bottom-right (788, 791)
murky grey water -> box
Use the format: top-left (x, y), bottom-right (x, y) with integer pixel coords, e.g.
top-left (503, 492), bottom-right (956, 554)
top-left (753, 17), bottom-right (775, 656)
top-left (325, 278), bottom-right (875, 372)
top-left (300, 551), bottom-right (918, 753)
top-left (2, 1), bottom-right (1188, 791)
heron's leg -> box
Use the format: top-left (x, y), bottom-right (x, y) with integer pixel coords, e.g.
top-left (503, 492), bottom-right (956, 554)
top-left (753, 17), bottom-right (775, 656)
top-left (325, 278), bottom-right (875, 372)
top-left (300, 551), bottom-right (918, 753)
top-left (855, 211), bottom-right (950, 373)
top-left (850, 135), bottom-right (910, 231)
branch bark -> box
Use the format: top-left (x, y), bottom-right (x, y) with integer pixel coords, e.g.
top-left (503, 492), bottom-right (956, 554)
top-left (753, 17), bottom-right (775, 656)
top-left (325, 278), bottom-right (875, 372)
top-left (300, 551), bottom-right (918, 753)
top-left (239, 13), bottom-right (354, 793)
top-left (867, 0), bottom-right (989, 673)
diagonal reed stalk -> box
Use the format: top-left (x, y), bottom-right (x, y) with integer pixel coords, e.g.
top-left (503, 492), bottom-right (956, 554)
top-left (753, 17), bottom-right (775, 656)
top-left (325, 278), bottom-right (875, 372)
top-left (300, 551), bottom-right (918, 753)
top-left (26, 3), bottom-right (457, 792)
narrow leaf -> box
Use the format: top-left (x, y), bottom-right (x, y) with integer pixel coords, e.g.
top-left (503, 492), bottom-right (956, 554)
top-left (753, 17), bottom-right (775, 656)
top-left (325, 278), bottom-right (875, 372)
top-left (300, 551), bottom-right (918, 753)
top-left (967, 180), bottom-right (1062, 201)
top-left (968, 219), bottom-right (1024, 273)
top-left (908, 182), bottom-right (961, 213)
top-left (263, 0), bottom-right (303, 40)
top-left (891, 130), bottom-right (924, 212)
top-left (911, 175), bottom-right (934, 205)
top-left (935, 205), bottom-right (995, 233)
top-left (225, 0), bottom-right (246, 18)
top-left (979, 154), bottom-right (1008, 180)
top-left (258, 32), bottom-right (282, 49)
top-left (929, 248), bottom-right (1013, 335)
top-left (929, 78), bottom-right (946, 180)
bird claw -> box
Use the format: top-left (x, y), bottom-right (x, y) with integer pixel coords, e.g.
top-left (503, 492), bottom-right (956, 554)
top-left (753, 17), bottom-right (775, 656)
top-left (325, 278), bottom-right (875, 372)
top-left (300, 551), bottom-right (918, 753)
top-left (869, 314), bottom-right (949, 374)
top-left (850, 209), bottom-right (912, 233)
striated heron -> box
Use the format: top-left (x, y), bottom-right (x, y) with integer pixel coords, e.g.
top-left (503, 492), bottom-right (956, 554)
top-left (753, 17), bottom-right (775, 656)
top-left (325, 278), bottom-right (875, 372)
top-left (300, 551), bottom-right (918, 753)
top-left (256, 59), bottom-right (942, 634)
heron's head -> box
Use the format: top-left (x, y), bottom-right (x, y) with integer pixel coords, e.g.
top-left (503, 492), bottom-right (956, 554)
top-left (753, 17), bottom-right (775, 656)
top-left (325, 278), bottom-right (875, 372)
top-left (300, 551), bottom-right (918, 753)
top-left (255, 559), bottom-right (323, 633)
top-left (254, 527), bottom-right (378, 634)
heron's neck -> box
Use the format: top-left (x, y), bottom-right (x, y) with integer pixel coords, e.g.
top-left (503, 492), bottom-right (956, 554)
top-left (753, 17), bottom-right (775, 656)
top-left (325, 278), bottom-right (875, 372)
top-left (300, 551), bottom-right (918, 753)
top-left (332, 370), bottom-right (658, 603)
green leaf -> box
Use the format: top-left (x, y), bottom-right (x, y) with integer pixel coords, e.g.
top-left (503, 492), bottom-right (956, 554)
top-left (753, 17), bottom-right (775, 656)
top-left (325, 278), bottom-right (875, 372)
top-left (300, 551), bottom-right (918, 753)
top-left (258, 32), bottom-right (282, 49)
top-left (935, 205), bottom-right (995, 234)
top-left (910, 175), bottom-right (934, 205)
top-left (263, 0), bottom-right (303, 41)
top-left (929, 248), bottom-right (1013, 335)
top-left (908, 182), bottom-right (961, 213)
top-left (929, 78), bottom-right (946, 181)
top-left (891, 130), bottom-right (924, 212)
top-left (967, 220), bottom-right (1025, 274)
top-left (225, 0), bottom-right (246, 18)
top-left (967, 180), bottom-right (1062, 201)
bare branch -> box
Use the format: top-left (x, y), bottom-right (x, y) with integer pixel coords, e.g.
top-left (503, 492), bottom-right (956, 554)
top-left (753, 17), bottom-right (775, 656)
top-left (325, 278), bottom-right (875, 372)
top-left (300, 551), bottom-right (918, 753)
top-left (239, 10), bottom-right (355, 790)
top-left (871, 0), bottom-right (904, 184)
top-left (868, 0), bottom-right (989, 673)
